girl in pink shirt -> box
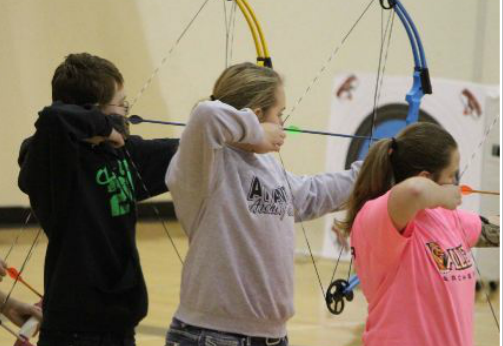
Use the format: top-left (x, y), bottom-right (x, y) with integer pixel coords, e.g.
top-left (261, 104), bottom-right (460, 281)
top-left (337, 123), bottom-right (499, 346)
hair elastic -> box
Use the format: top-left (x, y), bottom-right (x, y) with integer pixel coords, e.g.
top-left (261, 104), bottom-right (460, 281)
top-left (391, 137), bottom-right (398, 150)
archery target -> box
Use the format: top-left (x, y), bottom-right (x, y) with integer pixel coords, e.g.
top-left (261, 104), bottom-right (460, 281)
top-left (321, 73), bottom-right (499, 261)
top-left (343, 103), bottom-right (439, 168)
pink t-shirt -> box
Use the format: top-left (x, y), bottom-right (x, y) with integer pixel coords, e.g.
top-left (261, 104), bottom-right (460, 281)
top-left (350, 191), bottom-right (481, 346)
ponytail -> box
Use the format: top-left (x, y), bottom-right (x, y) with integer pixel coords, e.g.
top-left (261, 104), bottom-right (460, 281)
top-left (336, 138), bottom-right (395, 234)
top-left (337, 122), bottom-right (458, 235)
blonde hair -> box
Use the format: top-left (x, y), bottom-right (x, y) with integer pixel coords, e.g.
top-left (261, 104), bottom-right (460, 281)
top-left (212, 62), bottom-right (282, 120)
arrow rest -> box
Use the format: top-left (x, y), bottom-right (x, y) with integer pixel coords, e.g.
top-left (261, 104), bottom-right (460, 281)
top-left (127, 115), bottom-right (143, 125)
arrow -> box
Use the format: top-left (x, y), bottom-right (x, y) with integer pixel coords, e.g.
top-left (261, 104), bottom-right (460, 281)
top-left (6, 268), bottom-right (43, 299)
top-left (460, 185), bottom-right (500, 196)
top-left (128, 115), bottom-right (376, 141)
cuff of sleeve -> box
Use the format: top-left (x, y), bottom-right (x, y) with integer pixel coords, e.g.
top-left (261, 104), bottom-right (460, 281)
top-left (241, 109), bottom-right (265, 145)
top-left (96, 114), bottom-right (113, 137)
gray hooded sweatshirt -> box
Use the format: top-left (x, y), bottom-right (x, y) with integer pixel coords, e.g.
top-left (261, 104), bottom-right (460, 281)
top-left (166, 100), bottom-right (360, 338)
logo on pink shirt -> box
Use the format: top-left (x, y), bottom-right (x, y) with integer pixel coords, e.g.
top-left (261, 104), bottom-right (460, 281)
top-left (426, 242), bottom-right (474, 281)
top-left (426, 242), bottom-right (472, 274)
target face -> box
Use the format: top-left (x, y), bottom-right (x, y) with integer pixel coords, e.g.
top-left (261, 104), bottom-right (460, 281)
top-left (344, 103), bottom-right (439, 169)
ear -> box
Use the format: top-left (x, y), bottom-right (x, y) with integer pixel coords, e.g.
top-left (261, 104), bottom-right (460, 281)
top-left (418, 170), bottom-right (432, 179)
top-left (252, 108), bottom-right (264, 122)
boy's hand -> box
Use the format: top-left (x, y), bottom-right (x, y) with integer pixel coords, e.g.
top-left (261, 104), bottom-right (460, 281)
top-left (84, 136), bottom-right (105, 146)
top-left (109, 114), bottom-right (130, 139)
top-left (107, 128), bottom-right (125, 148)
top-left (84, 128), bottom-right (125, 148)
top-left (252, 123), bottom-right (286, 154)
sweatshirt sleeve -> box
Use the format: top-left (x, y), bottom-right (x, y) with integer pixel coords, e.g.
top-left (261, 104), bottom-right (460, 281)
top-left (18, 103), bottom-right (112, 236)
top-left (125, 135), bottom-right (179, 201)
top-left (23, 103), bottom-right (112, 193)
top-left (35, 102), bottom-right (113, 140)
top-left (287, 160), bottom-right (362, 222)
top-left (166, 101), bottom-right (264, 196)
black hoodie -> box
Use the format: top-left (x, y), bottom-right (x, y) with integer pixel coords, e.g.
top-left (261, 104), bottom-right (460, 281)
top-left (18, 102), bottom-right (178, 334)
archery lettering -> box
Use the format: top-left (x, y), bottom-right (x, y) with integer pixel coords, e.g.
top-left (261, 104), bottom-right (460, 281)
top-left (426, 242), bottom-right (472, 274)
top-left (96, 159), bottom-right (135, 217)
top-left (247, 176), bottom-right (293, 220)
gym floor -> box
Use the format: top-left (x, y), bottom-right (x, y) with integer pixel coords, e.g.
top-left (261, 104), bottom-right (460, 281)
top-left (0, 222), bottom-right (499, 346)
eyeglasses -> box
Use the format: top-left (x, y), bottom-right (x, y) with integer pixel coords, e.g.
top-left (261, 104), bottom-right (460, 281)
top-left (104, 100), bottom-right (130, 115)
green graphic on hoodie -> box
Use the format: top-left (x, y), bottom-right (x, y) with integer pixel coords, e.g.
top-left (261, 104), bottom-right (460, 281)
top-left (96, 159), bottom-right (135, 216)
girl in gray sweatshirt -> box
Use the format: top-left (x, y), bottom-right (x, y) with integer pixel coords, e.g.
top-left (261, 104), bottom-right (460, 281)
top-left (165, 62), bottom-right (360, 346)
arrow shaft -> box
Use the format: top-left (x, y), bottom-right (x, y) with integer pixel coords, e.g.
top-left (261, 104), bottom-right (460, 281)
top-left (131, 117), bottom-right (375, 141)
top-left (138, 119), bottom-right (186, 127)
top-left (7, 269), bottom-right (43, 298)
top-left (286, 128), bottom-right (373, 140)
top-left (16, 279), bottom-right (43, 299)
top-left (469, 189), bottom-right (500, 196)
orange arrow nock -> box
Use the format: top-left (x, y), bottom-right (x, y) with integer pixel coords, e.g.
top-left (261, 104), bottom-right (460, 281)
top-left (6, 268), bottom-right (43, 299)
top-left (460, 185), bottom-right (500, 196)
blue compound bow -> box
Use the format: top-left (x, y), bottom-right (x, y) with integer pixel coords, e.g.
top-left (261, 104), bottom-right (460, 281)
top-left (325, 0), bottom-right (432, 315)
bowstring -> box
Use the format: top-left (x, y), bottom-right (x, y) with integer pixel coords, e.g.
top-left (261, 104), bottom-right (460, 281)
top-left (1, 227), bottom-right (43, 316)
top-left (453, 209), bottom-right (500, 331)
top-left (330, 4), bottom-right (395, 291)
top-left (1, 205), bottom-right (43, 329)
top-left (122, 148), bottom-right (184, 265)
top-left (268, 0), bottom-right (400, 305)
top-left (3, 211), bottom-right (33, 262)
top-left (223, 0), bottom-right (238, 68)
top-left (369, 8), bottom-right (395, 143)
top-left (129, 0), bottom-right (212, 111)
top-left (277, 0), bottom-right (399, 301)
top-left (277, 153), bottom-right (326, 297)
top-left (278, 0), bottom-right (382, 301)
top-left (453, 113), bottom-right (501, 331)
top-left (123, 0), bottom-right (217, 265)
top-left (228, 1), bottom-right (238, 66)
top-left (283, 0), bottom-right (376, 124)
top-left (223, 0), bottom-right (229, 68)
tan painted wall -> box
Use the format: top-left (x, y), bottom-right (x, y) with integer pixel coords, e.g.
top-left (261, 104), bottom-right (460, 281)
top-left (1, 1), bottom-right (499, 253)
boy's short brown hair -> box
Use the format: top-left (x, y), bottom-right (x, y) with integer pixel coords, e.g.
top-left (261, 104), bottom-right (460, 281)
top-left (52, 53), bottom-right (124, 106)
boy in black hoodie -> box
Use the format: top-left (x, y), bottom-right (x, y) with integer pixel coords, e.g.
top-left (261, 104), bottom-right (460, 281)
top-left (18, 53), bottom-right (179, 346)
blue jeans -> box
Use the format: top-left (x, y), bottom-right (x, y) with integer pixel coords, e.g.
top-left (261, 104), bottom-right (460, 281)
top-left (165, 319), bottom-right (288, 346)
top-left (37, 330), bottom-right (135, 346)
